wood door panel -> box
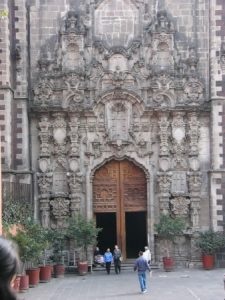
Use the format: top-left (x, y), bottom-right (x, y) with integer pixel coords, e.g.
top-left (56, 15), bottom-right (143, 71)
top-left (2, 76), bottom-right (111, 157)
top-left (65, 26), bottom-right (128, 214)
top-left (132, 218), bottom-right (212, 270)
top-left (121, 161), bottom-right (147, 212)
top-left (93, 161), bottom-right (119, 213)
top-left (93, 159), bottom-right (147, 258)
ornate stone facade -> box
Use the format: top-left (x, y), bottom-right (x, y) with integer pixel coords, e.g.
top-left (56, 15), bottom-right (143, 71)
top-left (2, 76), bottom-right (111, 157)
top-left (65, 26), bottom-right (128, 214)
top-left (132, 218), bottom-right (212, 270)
top-left (28, 5), bottom-right (209, 262)
top-left (3, 0), bottom-right (224, 264)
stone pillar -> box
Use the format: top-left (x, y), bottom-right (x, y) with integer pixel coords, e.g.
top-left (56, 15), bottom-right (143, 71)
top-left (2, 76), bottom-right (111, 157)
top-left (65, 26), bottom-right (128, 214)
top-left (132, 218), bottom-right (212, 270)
top-left (157, 172), bottom-right (172, 214)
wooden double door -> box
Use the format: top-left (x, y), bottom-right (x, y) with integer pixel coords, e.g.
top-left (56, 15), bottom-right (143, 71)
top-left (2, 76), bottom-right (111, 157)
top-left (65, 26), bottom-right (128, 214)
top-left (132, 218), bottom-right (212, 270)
top-left (93, 160), bottom-right (147, 258)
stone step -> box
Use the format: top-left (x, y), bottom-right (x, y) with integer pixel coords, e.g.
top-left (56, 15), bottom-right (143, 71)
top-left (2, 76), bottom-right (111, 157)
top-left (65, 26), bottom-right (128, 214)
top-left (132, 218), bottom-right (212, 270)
top-left (92, 262), bottom-right (160, 272)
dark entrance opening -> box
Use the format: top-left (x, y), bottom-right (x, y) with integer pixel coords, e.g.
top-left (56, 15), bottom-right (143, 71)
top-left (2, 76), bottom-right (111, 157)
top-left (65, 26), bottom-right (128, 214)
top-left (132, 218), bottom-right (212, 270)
top-left (95, 213), bottom-right (117, 255)
top-left (126, 212), bottom-right (147, 258)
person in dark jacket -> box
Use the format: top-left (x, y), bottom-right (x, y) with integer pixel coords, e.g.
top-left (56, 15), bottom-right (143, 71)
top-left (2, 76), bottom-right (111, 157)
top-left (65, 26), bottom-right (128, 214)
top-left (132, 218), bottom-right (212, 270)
top-left (0, 237), bottom-right (19, 300)
top-left (104, 248), bottom-right (113, 274)
top-left (134, 251), bottom-right (151, 294)
top-left (113, 245), bottom-right (122, 274)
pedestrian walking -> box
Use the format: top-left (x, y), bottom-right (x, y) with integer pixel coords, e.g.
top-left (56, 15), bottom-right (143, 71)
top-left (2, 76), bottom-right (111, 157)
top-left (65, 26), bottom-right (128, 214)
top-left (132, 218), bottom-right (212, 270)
top-left (0, 237), bottom-right (19, 300)
top-left (143, 246), bottom-right (151, 266)
top-left (134, 251), bottom-right (151, 294)
top-left (104, 248), bottom-right (113, 274)
top-left (113, 245), bottom-right (122, 274)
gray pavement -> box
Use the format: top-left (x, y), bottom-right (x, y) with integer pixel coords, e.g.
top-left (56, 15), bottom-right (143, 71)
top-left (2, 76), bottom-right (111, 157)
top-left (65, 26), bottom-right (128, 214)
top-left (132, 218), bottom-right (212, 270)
top-left (18, 268), bottom-right (225, 300)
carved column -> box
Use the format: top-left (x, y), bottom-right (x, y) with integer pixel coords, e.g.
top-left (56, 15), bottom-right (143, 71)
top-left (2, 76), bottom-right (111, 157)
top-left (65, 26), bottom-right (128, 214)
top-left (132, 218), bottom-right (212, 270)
top-left (38, 115), bottom-right (52, 227)
top-left (188, 112), bottom-right (200, 156)
top-left (158, 112), bottom-right (172, 214)
top-left (158, 112), bottom-right (170, 156)
top-left (171, 112), bottom-right (187, 169)
top-left (38, 115), bottom-right (51, 157)
top-left (188, 172), bottom-right (202, 230)
top-left (68, 114), bottom-right (80, 157)
top-left (51, 113), bottom-right (69, 227)
top-left (37, 171), bottom-right (53, 228)
top-left (187, 112), bottom-right (201, 230)
top-left (68, 114), bottom-right (83, 215)
top-left (157, 172), bottom-right (172, 214)
top-left (67, 170), bottom-right (83, 216)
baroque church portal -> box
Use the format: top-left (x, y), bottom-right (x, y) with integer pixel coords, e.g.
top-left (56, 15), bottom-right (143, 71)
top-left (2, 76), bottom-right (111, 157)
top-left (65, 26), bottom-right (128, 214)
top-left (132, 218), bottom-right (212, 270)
top-left (1, 0), bottom-right (225, 264)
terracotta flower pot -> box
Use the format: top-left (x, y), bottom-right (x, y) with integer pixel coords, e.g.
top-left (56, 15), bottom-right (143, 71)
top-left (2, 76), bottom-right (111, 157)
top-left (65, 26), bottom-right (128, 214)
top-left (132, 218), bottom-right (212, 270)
top-left (13, 275), bottom-right (21, 293)
top-left (26, 268), bottom-right (40, 287)
top-left (39, 265), bottom-right (52, 282)
top-left (19, 274), bottom-right (29, 292)
top-left (78, 261), bottom-right (88, 276)
top-left (163, 257), bottom-right (174, 272)
top-left (202, 254), bottom-right (214, 270)
top-left (53, 264), bottom-right (65, 278)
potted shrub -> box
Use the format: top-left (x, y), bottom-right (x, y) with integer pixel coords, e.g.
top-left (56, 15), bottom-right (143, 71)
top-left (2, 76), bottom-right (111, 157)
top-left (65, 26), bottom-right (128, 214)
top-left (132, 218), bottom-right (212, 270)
top-left (196, 229), bottom-right (225, 270)
top-left (49, 228), bottom-right (66, 278)
top-left (9, 227), bottom-right (31, 292)
top-left (10, 220), bottom-right (48, 288)
top-left (67, 215), bottom-right (102, 275)
top-left (38, 228), bottom-right (54, 282)
top-left (155, 214), bottom-right (186, 271)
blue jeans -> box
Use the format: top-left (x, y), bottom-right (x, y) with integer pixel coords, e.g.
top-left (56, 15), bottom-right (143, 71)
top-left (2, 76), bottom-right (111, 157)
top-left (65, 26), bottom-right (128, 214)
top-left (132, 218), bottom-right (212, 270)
top-left (138, 272), bottom-right (146, 291)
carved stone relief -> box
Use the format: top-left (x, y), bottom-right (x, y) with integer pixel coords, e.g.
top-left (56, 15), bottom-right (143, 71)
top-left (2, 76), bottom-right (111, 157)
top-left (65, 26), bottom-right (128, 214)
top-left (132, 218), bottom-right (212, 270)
top-left (188, 112), bottom-right (200, 156)
top-left (170, 196), bottom-right (190, 215)
top-left (171, 112), bottom-right (187, 169)
top-left (50, 197), bottom-right (70, 228)
top-left (38, 115), bottom-right (51, 157)
top-left (158, 112), bottom-right (170, 156)
top-left (32, 6), bottom-right (207, 242)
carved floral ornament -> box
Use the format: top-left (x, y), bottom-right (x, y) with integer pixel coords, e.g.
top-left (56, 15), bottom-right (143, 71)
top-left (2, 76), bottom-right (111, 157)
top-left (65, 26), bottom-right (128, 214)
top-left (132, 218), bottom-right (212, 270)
top-left (170, 197), bottom-right (190, 215)
top-left (33, 80), bottom-right (53, 104)
top-left (50, 198), bottom-right (70, 218)
top-left (184, 77), bottom-right (204, 102)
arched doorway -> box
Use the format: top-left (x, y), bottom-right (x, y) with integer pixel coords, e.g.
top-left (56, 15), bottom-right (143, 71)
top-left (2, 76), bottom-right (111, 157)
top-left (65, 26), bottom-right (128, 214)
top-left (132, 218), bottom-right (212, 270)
top-left (93, 159), bottom-right (147, 258)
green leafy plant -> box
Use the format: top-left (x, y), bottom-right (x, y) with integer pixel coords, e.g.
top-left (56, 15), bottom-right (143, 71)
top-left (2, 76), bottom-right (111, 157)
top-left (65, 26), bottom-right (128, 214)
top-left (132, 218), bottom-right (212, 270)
top-left (155, 214), bottom-right (186, 257)
top-left (196, 230), bottom-right (225, 255)
top-left (9, 220), bottom-right (49, 272)
top-left (67, 215), bottom-right (102, 261)
top-left (2, 196), bottom-right (32, 227)
top-left (48, 228), bottom-right (66, 264)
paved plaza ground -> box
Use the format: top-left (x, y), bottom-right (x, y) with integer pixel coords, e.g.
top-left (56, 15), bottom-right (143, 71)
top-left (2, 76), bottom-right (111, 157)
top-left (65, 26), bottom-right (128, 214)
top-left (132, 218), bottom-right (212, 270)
top-left (18, 268), bottom-right (225, 300)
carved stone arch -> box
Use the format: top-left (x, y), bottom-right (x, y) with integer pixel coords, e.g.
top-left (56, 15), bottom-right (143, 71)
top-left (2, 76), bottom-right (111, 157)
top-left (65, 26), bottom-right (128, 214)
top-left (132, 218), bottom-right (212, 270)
top-left (90, 155), bottom-right (150, 182)
top-left (95, 89), bottom-right (145, 111)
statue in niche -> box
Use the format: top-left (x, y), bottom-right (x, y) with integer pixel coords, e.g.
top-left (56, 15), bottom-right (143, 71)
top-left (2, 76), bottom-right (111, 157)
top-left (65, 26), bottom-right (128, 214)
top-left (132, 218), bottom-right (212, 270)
top-left (41, 209), bottom-right (50, 228)
top-left (65, 11), bottom-right (86, 34)
top-left (132, 59), bottom-right (150, 88)
top-left (191, 201), bottom-right (200, 228)
top-left (152, 10), bottom-right (174, 33)
top-left (68, 169), bottom-right (83, 194)
top-left (65, 11), bottom-right (78, 32)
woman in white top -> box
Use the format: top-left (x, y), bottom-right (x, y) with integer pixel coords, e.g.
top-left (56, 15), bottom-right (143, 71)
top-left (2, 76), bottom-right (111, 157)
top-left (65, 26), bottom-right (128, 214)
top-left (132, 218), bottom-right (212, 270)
top-left (143, 246), bottom-right (151, 265)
